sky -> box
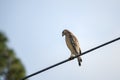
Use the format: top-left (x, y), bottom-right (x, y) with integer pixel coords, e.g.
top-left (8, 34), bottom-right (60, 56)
top-left (0, 0), bottom-right (120, 80)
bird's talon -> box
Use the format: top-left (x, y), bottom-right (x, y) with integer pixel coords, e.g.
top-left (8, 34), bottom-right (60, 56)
top-left (69, 56), bottom-right (74, 60)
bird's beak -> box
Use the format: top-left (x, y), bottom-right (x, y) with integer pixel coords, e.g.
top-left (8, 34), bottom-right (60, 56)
top-left (62, 34), bottom-right (64, 37)
top-left (62, 32), bottom-right (64, 37)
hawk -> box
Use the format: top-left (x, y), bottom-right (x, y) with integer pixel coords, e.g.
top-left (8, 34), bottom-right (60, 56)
top-left (62, 29), bottom-right (82, 66)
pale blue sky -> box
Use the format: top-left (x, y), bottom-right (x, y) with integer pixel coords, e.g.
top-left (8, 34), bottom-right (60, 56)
top-left (0, 0), bottom-right (120, 80)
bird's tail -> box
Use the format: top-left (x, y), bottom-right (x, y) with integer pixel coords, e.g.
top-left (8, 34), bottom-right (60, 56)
top-left (77, 56), bottom-right (82, 66)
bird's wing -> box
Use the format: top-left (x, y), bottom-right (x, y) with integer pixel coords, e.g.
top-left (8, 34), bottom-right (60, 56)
top-left (69, 34), bottom-right (79, 53)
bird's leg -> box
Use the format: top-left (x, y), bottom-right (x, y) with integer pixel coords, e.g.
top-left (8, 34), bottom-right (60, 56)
top-left (69, 54), bottom-right (75, 60)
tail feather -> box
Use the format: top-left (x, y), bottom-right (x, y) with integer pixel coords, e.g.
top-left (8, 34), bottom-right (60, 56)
top-left (77, 57), bottom-right (82, 66)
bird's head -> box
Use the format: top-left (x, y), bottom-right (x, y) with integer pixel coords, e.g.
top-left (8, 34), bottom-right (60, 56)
top-left (62, 29), bottom-right (70, 37)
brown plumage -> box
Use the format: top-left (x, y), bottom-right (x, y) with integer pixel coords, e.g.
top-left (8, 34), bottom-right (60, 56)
top-left (62, 29), bottom-right (82, 66)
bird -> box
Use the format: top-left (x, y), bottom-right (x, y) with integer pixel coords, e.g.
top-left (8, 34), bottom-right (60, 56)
top-left (62, 29), bottom-right (82, 66)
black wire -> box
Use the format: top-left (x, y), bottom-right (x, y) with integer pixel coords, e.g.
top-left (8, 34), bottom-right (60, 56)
top-left (21, 37), bottom-right (120, 80)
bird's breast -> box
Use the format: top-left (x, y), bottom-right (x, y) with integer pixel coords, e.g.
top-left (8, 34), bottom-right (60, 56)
top-left (65, 36), bottom-right (76, 54)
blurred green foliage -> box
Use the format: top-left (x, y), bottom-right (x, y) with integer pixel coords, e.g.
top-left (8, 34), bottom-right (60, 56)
top-left (0, 32), bottom-right (26, 80)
